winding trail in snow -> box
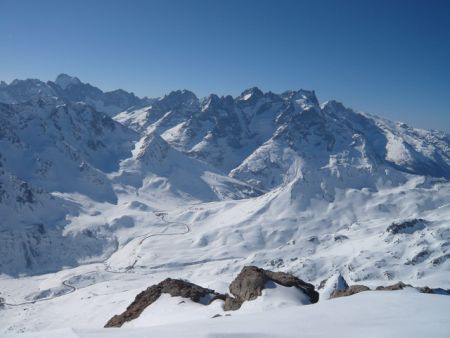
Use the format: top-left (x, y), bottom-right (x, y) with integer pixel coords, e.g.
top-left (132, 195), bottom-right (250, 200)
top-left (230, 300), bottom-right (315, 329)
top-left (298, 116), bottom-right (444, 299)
top-left (3, 211), bottom-right (190, 307)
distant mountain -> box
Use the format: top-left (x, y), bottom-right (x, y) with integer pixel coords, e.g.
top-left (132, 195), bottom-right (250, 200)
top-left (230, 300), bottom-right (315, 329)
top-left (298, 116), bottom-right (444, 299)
top-left (117, 87), bottom-right (450, 191)
top-left (0, 74), bottom-right (151, 116)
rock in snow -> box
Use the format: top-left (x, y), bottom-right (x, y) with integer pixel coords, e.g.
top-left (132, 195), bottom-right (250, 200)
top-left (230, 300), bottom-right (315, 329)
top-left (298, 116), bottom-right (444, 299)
top-left (104, 278), bottom-right (225, 327)
top-left (105, 266), bottom-right (318, 327)
top-left (225, 266), bottom-right (319, 310)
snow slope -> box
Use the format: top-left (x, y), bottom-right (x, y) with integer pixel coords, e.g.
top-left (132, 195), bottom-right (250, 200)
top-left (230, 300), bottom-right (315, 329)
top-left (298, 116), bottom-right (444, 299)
top-left (2, 289), bottom-right (450, 337)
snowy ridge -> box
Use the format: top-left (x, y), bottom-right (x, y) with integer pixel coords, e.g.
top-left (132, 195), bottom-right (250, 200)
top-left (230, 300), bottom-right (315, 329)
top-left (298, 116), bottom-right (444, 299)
top-left (0, 74), bottom-right (151, 116)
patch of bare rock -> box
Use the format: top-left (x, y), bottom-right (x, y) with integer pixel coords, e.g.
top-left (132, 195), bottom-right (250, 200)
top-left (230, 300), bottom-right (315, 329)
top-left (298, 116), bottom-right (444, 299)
top-left (105, 266), bottom-right (319, 328)
top-left (225, 266), bottom-right (318, 310)
top-left (105, 278), bottom-right (225, 327)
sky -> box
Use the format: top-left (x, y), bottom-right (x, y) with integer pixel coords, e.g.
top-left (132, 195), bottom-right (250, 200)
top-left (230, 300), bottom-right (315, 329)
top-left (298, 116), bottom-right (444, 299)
top-left (0, 0), bottom-right (449, 131)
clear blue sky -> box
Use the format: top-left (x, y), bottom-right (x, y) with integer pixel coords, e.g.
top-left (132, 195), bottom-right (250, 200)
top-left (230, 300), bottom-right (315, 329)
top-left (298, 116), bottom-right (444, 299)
top-left (0, 0), bottom-right (449, 131)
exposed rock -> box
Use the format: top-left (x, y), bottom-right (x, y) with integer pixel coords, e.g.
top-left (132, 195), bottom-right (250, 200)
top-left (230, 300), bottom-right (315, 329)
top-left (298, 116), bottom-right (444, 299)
top-left (334, 234), bottom-right (349, 241)
top-left (431, 253), bottom-right (450, 266)
top-left (375, 281), bottom-right (412, 291)
top-left (105, 267), bottom-right (319, 327)
top-left (386, 219), bottom-right (426, 235)
top-left (105, 278), bottom-right (225, 328)
top-left (318, 278), bottom-right (328, 290)
top-left (224, 294), bottom-right (243, 311)
top-left (417, 287), bottom-right (450, 295)
top-left (224, 266), bottom-right (319, 310)
top-left (377, 282), bottom-right (450, 295)
top-left (406, 250), bottom-right (431, 265)
top-left (329, 279), bottom-right (450, 299)
top-left (329, 285), bottom-right (371, 299)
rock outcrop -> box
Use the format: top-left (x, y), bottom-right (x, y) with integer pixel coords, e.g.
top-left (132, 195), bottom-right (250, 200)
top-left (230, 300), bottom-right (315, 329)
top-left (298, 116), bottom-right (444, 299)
top-left (376, 282), bottom-right (450, 295)
top-left (329, 279), bottom-right (450, 299)
top-left (329, 285), bottom-right (371, 299)
top-left (105, 278), bottom-right (225, 327)
top-left (375, 281), bottom-right (411, 291)
top-left (386, 219), bottom-right (426, 235)
top-left (105, 266), bottom-right (319, 327)
top-left (224, 266), bottom-right (319, 310)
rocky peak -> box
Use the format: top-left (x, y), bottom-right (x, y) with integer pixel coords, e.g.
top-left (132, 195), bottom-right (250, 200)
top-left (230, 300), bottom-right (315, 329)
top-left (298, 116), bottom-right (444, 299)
top-left (54, 73), bottom-right (82, 90)
top-left (200, 95), bottom-right (236, 118)
top-left (282, 89), bottom-right (319, 107)
top-left (238, 87), bottom-right (264, 102)
top-left (156, 89), bottom-right (199, 110)
top-left (135, 133), bottom-right (171, 164)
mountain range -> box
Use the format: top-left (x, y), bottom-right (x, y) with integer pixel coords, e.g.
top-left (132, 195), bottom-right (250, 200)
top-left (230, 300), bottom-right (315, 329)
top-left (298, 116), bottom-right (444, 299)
top-left (0, 74), bottom-right (449, 334)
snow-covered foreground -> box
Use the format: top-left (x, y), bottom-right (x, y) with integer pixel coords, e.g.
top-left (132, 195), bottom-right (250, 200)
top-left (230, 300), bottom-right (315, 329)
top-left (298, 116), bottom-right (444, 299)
top-left (5, 290), bottom-right (450, 338)
top-left (1, 175), bottom-right (450, 335)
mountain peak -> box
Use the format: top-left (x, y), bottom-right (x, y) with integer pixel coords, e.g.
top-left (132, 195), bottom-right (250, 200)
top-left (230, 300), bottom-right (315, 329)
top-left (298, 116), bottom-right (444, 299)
top-left (162, 89), bottom-right (197, 102)
top-left (136, 132), bottom-right (170, 163)
top-left (55, 73), bottom-right (82, 89)
top-left (239, 87), bottom-right (264, 101)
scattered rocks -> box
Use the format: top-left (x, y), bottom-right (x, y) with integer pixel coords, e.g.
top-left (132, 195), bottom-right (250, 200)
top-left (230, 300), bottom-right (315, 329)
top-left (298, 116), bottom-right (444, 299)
top-left (377, 282), bottom-right (450, 295)
top-left (327, 275), bottom-right (450, 299)
top-left (105, 278), bottom-right (225, 327)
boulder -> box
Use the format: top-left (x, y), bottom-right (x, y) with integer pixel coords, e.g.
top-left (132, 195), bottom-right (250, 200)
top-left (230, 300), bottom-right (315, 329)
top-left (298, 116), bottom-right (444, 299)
top-left (224, 266), bottom-right (319, 310)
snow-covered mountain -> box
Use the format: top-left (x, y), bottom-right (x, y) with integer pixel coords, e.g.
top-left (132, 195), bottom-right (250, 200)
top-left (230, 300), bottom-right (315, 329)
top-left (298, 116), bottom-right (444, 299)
top-left (1, 76), bottom-right (449, 335)
top-left (0, 74), bottom-right (151, 116)
top-left (117, 87), bottom-right (450, 191)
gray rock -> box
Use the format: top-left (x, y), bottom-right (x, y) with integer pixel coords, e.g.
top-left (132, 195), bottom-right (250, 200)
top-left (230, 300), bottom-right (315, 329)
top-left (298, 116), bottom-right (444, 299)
top-left (386, 219), bottom-right (426, 235)
top-left (329, 285), bottom-right (371, 299)
top-left (224, 266), bottom-right (319, 310)
top-left (375, 281), bottom-right (412, 291)
top-left (105, 266), bottom-right (319, 326)
top-left (105, 278), bottom-right (225, 328)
